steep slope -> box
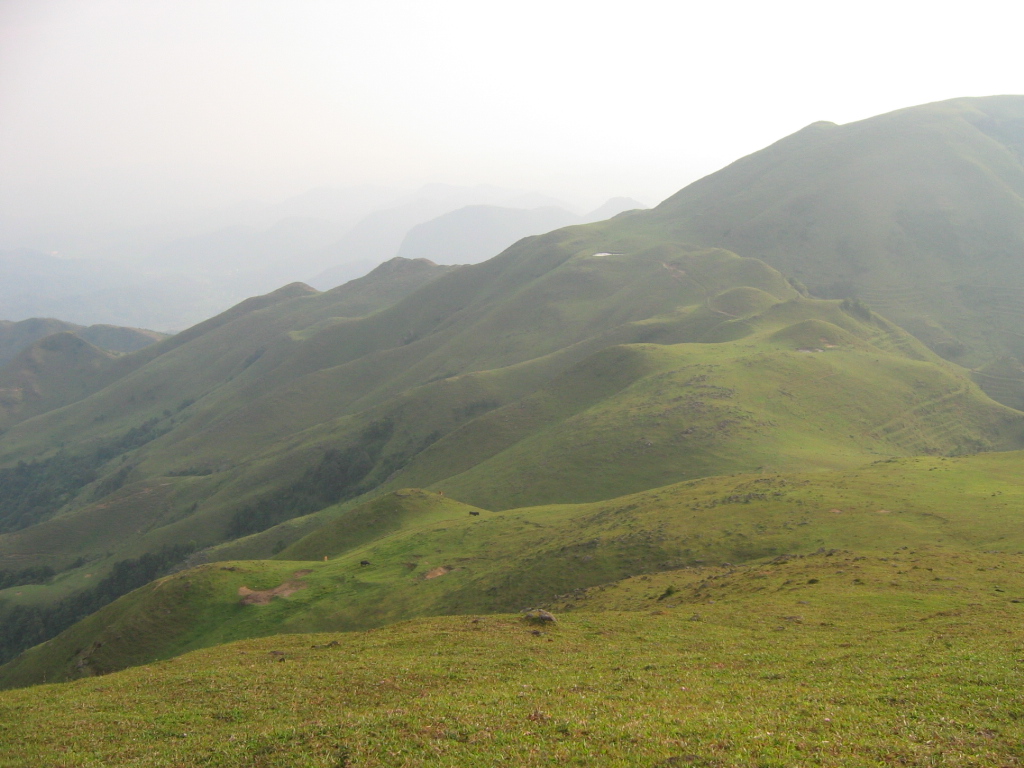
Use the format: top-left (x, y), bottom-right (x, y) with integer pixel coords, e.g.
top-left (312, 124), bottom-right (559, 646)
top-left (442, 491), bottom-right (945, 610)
top-left (0, 258), bottom-right (453, 435)
top-left (641, 95), bottom-right (1024, 387)
top-left (391, 310), bottom-right (1022, 510)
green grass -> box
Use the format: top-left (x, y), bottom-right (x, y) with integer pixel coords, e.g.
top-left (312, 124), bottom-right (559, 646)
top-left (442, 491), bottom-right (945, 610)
top-left (8, 449), bottom-right (1024, 690)
top-left (2, 207), bottom-right (1020, 601)
top-left (3, 103), bottom-right (1024, 647)
top-left (5, 96), bottom-right (1024, 765)
top-left (4, 548), bottom-right (1024, 766)
top-left (643, 96), bottom-right (1024, 378)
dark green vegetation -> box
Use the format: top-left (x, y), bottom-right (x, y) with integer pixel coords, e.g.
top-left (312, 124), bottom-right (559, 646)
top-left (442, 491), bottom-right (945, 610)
top-left (0, 566), bottom-right (54, 591)
top-left (224, 418), bottom-right (401, 538)
top-left (0, 543), bottom-right (193, 667)
top-left (2, 96), bottom-right (1024, 765)
top-left (0, 417), bottom-right (170, 534)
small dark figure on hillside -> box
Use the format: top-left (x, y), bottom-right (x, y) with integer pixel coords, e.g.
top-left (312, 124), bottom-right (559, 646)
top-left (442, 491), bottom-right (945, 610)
top-left (523, 608), bottom-right (556, 624)
top-left (360, 560), bottom-right (370, 567)
top-left (469, 511), bottom-right (480, 516)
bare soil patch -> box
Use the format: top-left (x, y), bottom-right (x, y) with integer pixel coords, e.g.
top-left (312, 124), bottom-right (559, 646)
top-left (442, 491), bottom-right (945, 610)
top-left (238, 579), bottom-right (307, 606)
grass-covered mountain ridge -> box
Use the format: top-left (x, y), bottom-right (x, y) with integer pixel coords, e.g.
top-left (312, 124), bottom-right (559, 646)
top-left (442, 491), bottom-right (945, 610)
top-left (646, 95), bottom-right (1024, 407)
top-left (2, 96), bottom-right (1024, 701)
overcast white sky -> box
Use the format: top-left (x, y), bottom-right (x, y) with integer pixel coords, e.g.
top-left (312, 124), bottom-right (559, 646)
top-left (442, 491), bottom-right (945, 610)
top-left (1, 0), bottom-right (1022, 245)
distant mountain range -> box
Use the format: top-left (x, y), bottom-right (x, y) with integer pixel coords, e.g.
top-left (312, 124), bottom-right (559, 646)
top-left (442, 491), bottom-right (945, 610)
top-left (0, 317), bottom-right (164, 366)
top-left (391, 198), bottom-right (646, 267)
top-left (0, 186), bottom-right (645, 331)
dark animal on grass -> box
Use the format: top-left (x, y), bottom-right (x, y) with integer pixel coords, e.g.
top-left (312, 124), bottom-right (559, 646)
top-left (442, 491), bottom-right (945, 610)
top-left (469, 511), bottom-right (480, 516)
top-left (360, 560), bottom-right (370, 567)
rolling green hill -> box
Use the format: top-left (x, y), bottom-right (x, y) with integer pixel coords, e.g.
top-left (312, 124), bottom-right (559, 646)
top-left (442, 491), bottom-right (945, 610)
top-left (0, 257), bottom-right (454, 436)
top-left (75, 324), bottom-right (167, 354)
top-left (1, 236), bottom-right (1017, 593)
top-left (4, 96), bottom-right (1024, 701)
top-left (0, 332), bottom-right (119, 425)
top-left (0, 314), bottom-right (172, 423)
top-left (5, 449), bottom-right (1024, 690)
top-left (0, 317), bottom-right (164, 367)
top-left (639, 95), bottom-right (1024, 404)
top-left (0, 318), bottom-right (85, 365)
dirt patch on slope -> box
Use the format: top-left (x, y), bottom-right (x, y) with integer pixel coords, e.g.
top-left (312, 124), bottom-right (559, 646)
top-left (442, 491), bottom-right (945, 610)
top-left (238, 579), bottom-right (307, 606)
top-left (424, 566), bottom-right (452, 580)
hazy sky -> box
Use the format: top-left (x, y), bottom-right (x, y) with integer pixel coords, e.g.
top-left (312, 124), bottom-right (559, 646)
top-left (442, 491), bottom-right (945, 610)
top-left (1, 0), bottom-right (1022, 244)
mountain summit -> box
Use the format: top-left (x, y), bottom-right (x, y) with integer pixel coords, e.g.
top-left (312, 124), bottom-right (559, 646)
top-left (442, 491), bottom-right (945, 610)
top-left (643, 96), bottom-right (1024, 393)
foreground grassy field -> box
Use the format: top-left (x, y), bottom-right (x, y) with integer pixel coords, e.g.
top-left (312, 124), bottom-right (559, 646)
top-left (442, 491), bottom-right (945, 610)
top-left (3, 548), bottom-right (1024, 767)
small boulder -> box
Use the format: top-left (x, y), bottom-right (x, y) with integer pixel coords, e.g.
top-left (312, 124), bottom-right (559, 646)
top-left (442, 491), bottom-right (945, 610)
top-left (523, 609), bottom-right (556, 625)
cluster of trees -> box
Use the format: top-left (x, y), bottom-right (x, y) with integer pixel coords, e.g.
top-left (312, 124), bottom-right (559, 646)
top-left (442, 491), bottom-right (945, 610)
top-left (0, 565), bottom-right (55, 590)
top-left (0, 454), bottom-right (97, 533)
top-left (0, 417), bottom-right (170, 533)
top-left (0, 543), bottom-right (194, 665)
top-left (226, 419), bottom-right (396, 538)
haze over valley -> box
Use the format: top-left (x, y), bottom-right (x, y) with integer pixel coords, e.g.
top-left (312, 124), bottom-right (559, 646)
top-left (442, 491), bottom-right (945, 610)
top-left (0, 184), bottom-right (645, 330)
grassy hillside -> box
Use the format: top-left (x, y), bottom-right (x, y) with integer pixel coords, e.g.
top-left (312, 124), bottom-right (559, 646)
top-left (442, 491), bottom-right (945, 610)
top-left (639, 96), bottom-right (1024, 398)
top-left (4, 543), bottom-right (1024, 765)
top-left (6, 449), bottom-right (1024, 690)
top-left (0, 332), bottom-right (117, 424)
top-left (4, 97), bottom-right (1024, 685)
top-left (0, 317), bottom-right (167, 426)
top-left (0, 231), bottom-right (1021, 647)
top-left (0, 318), bottom-right (83, 365)
top-left (391, 303), bottom-right (1022, 510)
top-left (0, 246), bottom-right (1015, 580)
top-left (0, 257), bottom-right (452, 436)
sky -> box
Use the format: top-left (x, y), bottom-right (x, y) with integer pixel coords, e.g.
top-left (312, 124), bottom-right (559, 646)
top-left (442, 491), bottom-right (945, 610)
top-left (1, 0), bottom-right (1022, 249)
